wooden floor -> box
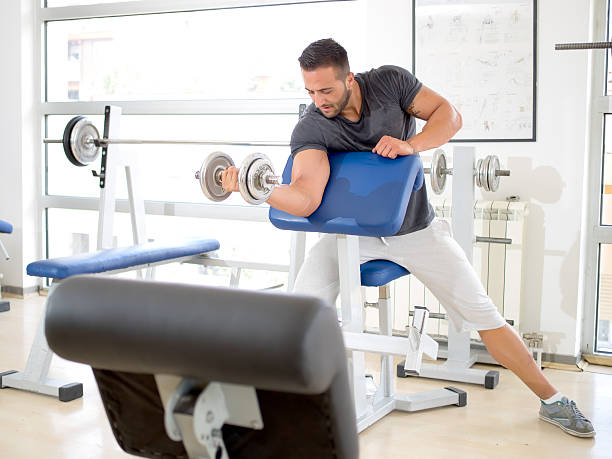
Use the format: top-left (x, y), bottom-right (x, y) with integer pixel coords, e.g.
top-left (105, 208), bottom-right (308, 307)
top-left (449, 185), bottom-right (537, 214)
top-left (1, 294), bottom-right (611, 458)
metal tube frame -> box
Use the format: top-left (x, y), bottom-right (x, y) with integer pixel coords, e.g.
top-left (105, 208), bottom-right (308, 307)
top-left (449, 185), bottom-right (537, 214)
top-left (401, 146), bottom-right (500, 389)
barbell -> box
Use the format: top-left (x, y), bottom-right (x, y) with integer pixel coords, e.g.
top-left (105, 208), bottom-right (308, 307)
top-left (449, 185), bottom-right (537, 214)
top-left (48, 117), bottom-right (510, 196)
top-left (195, 151), bottom-right (281, 205)
top-left (424, 149), bottom-right (510, 194)
top-left (44, 116), bottom-right (291, 167)
top-left (555, 41), bottom-right (612, 50)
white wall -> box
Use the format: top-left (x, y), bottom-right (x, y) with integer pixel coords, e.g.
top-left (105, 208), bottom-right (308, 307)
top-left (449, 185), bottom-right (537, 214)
top-left (364, 0), bottom-right (592, 357)
top-left (0, 0), bottom-right (40, 294)
top-left (468, 0), bottom-right (590, 358)
top-left (0, 0), bottom-right (597, 356)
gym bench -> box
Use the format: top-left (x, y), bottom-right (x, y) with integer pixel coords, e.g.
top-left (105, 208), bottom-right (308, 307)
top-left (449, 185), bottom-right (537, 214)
top-left (270, 151), bottom-right (466, 432)
top-left (45, 275), bottom-right (359, 459)
top-left (0, 237), bottom-right (219, 401)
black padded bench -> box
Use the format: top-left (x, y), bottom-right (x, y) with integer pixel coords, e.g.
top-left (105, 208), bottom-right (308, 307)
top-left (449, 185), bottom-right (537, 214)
top-left (45, 276), bottom-right (359, 459)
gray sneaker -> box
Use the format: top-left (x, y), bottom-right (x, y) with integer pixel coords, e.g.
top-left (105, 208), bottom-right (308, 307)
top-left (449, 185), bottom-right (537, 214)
top-left (539, 397), bottom-right (595, 438)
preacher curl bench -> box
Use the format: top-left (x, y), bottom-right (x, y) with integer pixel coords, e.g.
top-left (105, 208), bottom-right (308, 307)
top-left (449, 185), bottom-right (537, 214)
top-left (45, 275), bottom-right (359, 459)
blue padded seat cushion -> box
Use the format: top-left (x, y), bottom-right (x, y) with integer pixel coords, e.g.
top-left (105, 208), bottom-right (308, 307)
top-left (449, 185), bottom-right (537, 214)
top-left (27, 238), bottom-right (219, 279)
top-left (0, 219), bottom-right (13, 234)
top-left (360, 260), bottom-right (410, 287)
top-left (269, 151), bottom-right (424, 237)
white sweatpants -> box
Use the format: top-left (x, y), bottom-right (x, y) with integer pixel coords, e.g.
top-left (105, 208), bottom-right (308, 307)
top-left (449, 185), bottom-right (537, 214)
top-left (293, 218), bottom-right (507, 332)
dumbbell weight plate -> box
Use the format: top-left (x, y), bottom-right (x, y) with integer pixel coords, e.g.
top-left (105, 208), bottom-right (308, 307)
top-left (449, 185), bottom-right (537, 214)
top-left (197, 151), bottom-right (235, 201)
top-left (63, 116), bottom-right (101, 167)
top-left (475, 158), bottom-right (483, 188)
top-left (430, 149), bottom-right (447, 195)
top-left (238, 153), bottom-right (277, 205)
top-left (488, 155), bottom-right (501, 192)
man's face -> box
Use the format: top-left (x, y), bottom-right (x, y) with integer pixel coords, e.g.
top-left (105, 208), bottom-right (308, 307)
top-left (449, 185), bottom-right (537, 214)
top-left (302, 66), bottom-right (352, 118)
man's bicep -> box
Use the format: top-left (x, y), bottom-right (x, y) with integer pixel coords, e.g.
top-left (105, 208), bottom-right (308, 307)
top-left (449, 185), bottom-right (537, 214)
top-left (291, 149), bottom-right (330, 202)
top-left (405, 85), bottom-right (447, 121)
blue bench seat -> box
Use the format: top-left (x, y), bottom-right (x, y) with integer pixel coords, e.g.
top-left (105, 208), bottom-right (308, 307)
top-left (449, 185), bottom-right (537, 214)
top-left (360, 260), bottom-right (410, 287)
top-left (27, 238), bottom-right (220, 279)
top-left (0, 220), bottom-right (13, 234)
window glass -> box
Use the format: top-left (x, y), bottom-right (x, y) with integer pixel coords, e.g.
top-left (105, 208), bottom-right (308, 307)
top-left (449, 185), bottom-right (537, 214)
top-left (608, 0), bottom-right (611, 95)
top-left (47, 208), bottom-right (292, 289)
top-left (601, 115), bottom-right (612, 225)
top-left (46, 113), bottom-right (296, 202)
top-left (598, 244), bottom-right (612, 353)
top-left (45, 2), bottom-right (365, 102)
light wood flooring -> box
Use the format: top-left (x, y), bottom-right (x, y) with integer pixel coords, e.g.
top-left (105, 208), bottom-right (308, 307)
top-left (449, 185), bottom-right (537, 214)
top-left (1, 294), bottom-right (611, 458)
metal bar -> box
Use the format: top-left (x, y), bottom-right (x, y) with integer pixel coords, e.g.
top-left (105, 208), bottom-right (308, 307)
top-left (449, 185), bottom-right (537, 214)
top-left (41, 195), bottom-right (271, 222)
top-left (475, 236), bottom-right (512, 245)
top-left (409, 311), bottom-right (446, 320)
top-left (41, 99), bottom-right (308, 116)
top-left (555, 41), bottom-right (612, 50)
top-left (0, 240), bottom-right (10, 261)
top-left (424, 167), bottom-right (509, 176)
top-left (184, 256), bottom-right (289, 273)
top-left (44, 138), bottom-right (291, 147)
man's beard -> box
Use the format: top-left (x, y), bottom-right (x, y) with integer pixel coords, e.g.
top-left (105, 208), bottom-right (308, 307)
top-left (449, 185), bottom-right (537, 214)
top-left (323, 85), bottom-right (352, 118)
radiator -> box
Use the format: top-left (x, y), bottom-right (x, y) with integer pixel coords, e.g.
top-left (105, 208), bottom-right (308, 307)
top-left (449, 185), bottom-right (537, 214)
top-left (364, 199), bottom-right (528, 341)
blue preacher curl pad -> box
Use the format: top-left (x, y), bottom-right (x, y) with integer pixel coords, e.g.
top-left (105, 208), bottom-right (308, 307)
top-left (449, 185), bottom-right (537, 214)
top-left (269, 151), bottom-right (424, 237)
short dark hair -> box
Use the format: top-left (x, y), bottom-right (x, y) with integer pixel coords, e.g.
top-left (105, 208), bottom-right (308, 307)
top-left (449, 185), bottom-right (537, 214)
top-left (298, 38), bottom-right (350, 79)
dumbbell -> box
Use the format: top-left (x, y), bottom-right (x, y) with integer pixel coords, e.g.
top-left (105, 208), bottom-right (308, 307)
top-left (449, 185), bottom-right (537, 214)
top-left (424, 149), bottom-right (510, 194)
top-left (195, 151), bottom-right (281, 205)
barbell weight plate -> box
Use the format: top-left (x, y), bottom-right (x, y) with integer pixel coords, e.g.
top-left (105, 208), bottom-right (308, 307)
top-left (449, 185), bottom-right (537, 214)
top-left (238, 153), bottom-right (276, 205)
top-left (198, 151), bottom-right (235, 201)
top-left (62, 116), bottom-right (86, 166)
top-left (64, 116), bottom-right (101, 166)
top-left (480, 155), bottom-right (490, 192)
top-left (430, 149), bottom-right (447, 195)
top-left (488, 155), bottom-right (501, 192)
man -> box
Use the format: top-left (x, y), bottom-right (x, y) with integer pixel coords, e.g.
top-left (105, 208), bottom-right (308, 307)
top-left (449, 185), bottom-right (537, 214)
top-left (221, 38), bottom-right (595, 438)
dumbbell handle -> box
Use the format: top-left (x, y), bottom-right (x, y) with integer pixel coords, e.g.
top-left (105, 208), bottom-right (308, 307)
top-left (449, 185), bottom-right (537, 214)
top-left (425, 167), bottom-right (510, 177)
top-left (263, 176), bottom-right (282, 185)
top-left (424, 167), bottom-right (452, 175)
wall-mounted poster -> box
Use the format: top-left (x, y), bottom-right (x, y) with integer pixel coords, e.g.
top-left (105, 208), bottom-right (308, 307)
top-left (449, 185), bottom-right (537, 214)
top-left (413, 0), bottom-right (537, 141)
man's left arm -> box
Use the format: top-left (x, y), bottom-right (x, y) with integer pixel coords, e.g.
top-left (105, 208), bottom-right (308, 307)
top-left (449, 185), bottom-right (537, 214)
top-left (372, 85), bottom-right (462, 159)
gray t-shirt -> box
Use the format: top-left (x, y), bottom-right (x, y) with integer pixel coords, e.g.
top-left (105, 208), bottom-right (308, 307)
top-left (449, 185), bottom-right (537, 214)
top-left (290, 65), bottom-right (434, 236)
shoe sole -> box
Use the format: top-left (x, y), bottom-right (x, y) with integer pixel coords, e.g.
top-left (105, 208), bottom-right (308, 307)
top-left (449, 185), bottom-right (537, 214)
top-left (539, 414), bottom-right (596, 438)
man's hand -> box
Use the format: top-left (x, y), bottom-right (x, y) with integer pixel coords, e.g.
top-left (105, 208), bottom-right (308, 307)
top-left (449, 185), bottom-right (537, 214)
top-left (372, 135), bottom-right (415, 159)
top-left (221, 166), bottom-right (240, 193)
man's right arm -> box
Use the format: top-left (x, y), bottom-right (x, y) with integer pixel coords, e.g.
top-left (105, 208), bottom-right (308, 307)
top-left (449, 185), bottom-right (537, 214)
top-left (221, 149), bottom-right (330, 217)
top-left (267, 149), bottom-right (330, 217)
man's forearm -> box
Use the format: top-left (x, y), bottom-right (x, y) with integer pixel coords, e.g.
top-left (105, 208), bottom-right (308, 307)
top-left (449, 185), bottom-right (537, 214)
top-left (266, 183), bottom-right (321, 217)
top-left (408, 102), bottom-right (462, 152)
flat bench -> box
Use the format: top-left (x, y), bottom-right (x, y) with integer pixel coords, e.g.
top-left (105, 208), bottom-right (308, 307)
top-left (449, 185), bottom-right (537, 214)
top-left (26, 238), bottom-right (220, 279)
top-left (0, 237), bottom-right (220, 401)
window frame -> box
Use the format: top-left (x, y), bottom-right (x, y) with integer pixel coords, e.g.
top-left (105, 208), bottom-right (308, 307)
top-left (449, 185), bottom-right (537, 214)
top-left (580, 0), bottom-right (612, 355)
top-left (37, 1), bottom-right (356, 224)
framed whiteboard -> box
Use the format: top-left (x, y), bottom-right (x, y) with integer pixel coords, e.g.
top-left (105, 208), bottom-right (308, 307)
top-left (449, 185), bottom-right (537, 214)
top-left (413, 0), bottom-right (537, 141)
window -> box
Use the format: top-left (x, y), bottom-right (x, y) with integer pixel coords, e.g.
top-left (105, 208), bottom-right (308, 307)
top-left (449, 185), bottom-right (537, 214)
top-left (45, 3), bottom-right (365, 102)
top-left (41, 0), bottom-right (364, 289)
top-left (46, 208), bottom-right (291, 289)
top-left (46, 114), bottom-right (296, 202)
top-left (583, 0), bottom-right (612, 355)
